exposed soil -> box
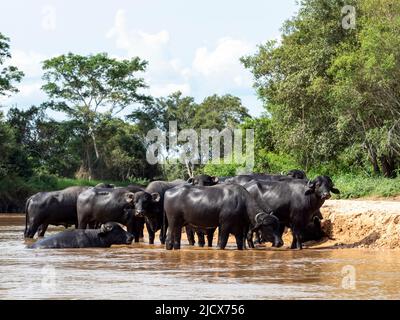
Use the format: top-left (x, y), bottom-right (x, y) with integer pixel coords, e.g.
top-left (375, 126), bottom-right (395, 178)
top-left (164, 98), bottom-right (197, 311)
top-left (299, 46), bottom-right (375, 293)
top-left (297, 200), bottom-right (400, 249)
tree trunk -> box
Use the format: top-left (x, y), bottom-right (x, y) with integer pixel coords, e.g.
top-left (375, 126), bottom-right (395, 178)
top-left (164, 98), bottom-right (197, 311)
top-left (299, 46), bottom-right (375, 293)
top-left (365, 143), bottom-right (380, 175)
top-left (91, 132), bottom-right (100, 160)
top-left (86, 144), bottom-right (93, 181)
top-left (185, 160), bottom-right (194, 178)
top-left (379, 154), bottom-right (396, 178)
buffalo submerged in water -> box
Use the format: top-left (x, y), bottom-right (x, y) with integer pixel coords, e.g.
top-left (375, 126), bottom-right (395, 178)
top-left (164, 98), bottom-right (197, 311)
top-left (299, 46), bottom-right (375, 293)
top-left (28, 222), bottom-right (133, 249)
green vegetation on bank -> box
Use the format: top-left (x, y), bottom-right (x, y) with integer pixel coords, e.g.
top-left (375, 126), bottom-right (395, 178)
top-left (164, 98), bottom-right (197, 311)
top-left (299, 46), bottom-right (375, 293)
top-left (0, 175), bottom-right (149, 211)
top-left (332, 174), bottom-right (400, 199)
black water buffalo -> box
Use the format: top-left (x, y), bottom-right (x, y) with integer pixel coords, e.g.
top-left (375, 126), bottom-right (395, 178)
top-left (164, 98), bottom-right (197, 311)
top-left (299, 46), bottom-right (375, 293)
top-left (133, 180), bottom-right (186, 244)
top-left (77, 187), bottom-right (143, 241)
top-left (126, 184), bottom-right (147, 192)
top-left (95, 183), bottom-right (115, 188)
top-left (216, 176), bottom-right (233, 183)
top-left (185, 227), bottom-right (217, 247)
top-left (226, 171), bottom-right (307, 186)
top-left (302, 216), bottom-right (325, 242)
top-left (164, 184), bottom-right (283, 250)
top-left (255, 214), bottom-right (325, 246)
top-left (186, 174), bottom-right (219, 247)
top-left (187, 174), bottom-right (219, 186)
top-left (24, 186), bottom-right (89, 238)
top-left (286, 169), bottom-right (307, 179)
top-left (244, 176), bottom-right (339, 249)
top-left (28, 222), bottom-right (133, 249)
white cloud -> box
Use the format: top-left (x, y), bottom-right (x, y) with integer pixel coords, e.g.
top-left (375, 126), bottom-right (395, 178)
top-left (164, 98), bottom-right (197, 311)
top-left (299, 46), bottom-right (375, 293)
top-left (0, 81), bottom-right (46, 110)
top-left (191, 37), bottom-right (255, 97)
top-left (107, 9), bottom-right (191, 99)
top-left (0, 50), bottom-right (48, 107)
top-left (193, 37), bottom-right (253, 76)
top-left (106, 9), bottom-right (170, 63)
top-left (106, 11), bottom-right (259, 114)
top-left (16, 82), bottom-right (42, 97)
top-left (9, 49), bottom-right (47, 78)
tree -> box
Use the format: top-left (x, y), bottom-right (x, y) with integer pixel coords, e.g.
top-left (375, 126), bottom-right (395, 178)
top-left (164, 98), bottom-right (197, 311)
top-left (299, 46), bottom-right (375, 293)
top-left (41, 52), bottom-right (152, 179)
top-left (242, 0), bottom-right (356, 170)
top-left (130, 92), bottom-right (251, 178)
top-left (329, 0), bottom-right (400, 177)
top-left (0, 112), bottom-right (16, 178)
top-left (0, 34), bottom-right (24, 179)
top-left (193, 94), bottom-right (250, 130)
top-left (0, 33), bottom-right (24, 98)
top-left (95, 117), bottom-right (156, 180)
top-left (241, 0), bottom-right (400, 176)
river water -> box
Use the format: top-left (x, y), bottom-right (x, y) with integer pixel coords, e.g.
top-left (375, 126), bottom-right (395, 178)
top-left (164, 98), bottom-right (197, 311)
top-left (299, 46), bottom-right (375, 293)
top-left (1, 214), bottom-right (399, 300)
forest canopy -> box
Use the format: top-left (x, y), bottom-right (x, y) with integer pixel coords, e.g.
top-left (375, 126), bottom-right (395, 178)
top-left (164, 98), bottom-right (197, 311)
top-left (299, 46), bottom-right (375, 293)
top-left (0, 0), bottom-right (399, 210)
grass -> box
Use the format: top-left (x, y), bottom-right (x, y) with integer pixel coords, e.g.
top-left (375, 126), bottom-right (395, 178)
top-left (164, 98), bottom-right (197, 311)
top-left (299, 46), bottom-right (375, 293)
top-left (331, 174), bottom-right (400, 199)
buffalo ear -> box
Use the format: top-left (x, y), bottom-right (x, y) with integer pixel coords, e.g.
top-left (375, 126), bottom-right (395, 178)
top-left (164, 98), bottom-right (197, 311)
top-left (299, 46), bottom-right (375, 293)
top-left (125, 192), bottom-right (135, 203)
top-left (304, 189), bottom-right (314, 195)
top-left (313, 216), bottom-right (321, 225)
top-left (99, 224), bottom-right (112, 236)
top-left (255, 212), bottom-right (265, 225)
top-left (331, 187), bottom-right (340, 194)
top-left (151, 192), bottom-right (161, 202)
top-left (305, 181), bottom-right (315, 195)
top-left (212, 176), bottom-right (219, 183)
top-left (187, 177), bottom-right (194, 184)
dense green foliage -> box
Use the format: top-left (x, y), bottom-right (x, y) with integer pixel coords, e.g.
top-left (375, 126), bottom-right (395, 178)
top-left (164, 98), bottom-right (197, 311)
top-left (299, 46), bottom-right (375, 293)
top-left (242, 0), bottom-right (400, 177)
top-left (1, 0), bottom-right (400, 210)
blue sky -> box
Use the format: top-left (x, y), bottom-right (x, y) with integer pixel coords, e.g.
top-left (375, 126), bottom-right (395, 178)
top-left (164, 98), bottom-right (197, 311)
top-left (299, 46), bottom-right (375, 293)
top-left (0, 0), bottom-right (299, 118)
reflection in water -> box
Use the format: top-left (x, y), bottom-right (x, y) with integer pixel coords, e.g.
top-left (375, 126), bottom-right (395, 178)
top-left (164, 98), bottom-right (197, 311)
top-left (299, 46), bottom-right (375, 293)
top-left (1, 214), bottom-right (400, 299)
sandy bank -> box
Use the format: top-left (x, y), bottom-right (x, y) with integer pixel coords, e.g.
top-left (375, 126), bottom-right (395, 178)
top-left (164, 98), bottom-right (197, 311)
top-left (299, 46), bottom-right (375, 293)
top-left (305, 200), bottom-right (400, 249)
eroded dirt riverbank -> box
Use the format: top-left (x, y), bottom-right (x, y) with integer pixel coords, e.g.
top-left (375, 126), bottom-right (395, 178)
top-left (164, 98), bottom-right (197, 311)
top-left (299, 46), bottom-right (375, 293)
top-left (315, 200), bottom-right (400, 249)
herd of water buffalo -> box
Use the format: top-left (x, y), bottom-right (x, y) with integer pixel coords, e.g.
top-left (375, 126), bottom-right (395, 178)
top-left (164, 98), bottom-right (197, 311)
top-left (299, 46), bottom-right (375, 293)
top-left (24, 170), bottom-right (340, 250)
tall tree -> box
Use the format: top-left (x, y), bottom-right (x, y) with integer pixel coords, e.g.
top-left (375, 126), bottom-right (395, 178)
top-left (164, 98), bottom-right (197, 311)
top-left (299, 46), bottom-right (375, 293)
top-left (41, 52), bottom-right (152, 179)
top-left (329, 0), bottom-right (400, 177)
top-left (0, 33), bottom-right (24, 98)
top-left (0, 33), bottom-right (23, 178)
top-left (130, 92), bottom-right (250, 178)
top-left (241, 0), bottom-right (399, 175)
top-left (0, 112), bottom-right (16, 178)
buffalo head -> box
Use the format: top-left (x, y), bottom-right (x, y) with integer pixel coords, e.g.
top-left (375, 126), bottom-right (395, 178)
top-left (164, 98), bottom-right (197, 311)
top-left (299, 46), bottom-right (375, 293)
top-left (305, 176), bottom-right (340, 200)
top-left (254, 212), bottom-right (283, 247)
top-left (187, 174), bottom-right (219, 186)
top-left (133, 191), bottom-right (160, 217)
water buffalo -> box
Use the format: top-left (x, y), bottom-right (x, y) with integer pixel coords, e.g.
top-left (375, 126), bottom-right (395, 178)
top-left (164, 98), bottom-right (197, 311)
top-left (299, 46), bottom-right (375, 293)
top-left (286, 169), bottom-right (307, 179)
top-left (185, 227), bottom-right (217, 247)
top-left (95, 183), bottom-right (115, 188)
top-left (77, 187), bottom-right (143, 241)
top-left (244, 176), bottom-right (339, 249)
top-left (164, 184), bottom-right (283, 250)
top-left (187, 174), bottom-right (219, 186)
top-left (133, 180), bottom-right (186, 244)
top-left (24, 186), bottom-right (89, 238)
top-left (226, 171), bottom-right (307, 186)
top-left (302, 216), bottom-right (325, 242)
top-left (28, 222), bottom-right (133, 249)
top-left (186, 174), bottom-right (219, 247)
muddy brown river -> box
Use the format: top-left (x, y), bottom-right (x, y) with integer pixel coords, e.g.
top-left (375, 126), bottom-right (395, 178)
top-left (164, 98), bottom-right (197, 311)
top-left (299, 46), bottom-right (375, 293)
top-left (1, 214), bottom-right (399, 299)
